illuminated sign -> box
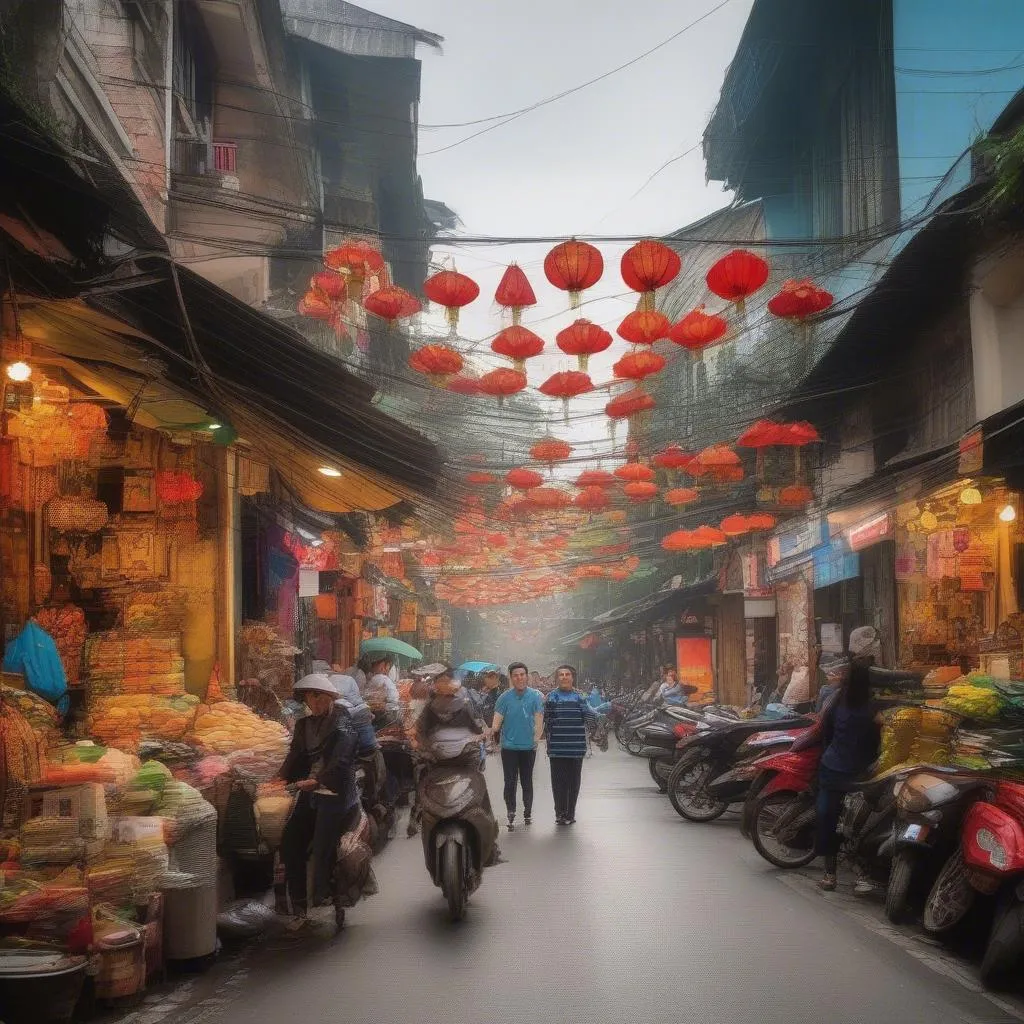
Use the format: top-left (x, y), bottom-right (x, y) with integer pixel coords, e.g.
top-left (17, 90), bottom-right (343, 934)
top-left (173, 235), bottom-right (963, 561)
top-left (846, 512), bottom-right (892, 552)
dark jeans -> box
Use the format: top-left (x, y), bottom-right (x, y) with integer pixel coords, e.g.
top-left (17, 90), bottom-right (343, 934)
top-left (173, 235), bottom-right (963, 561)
top-left (282, 792), bottom-right (359, 912)
top-left (550, 757), bottom-right (584, 821)
top-left (815, 765), bottom-right (855, 865)
top-left (500, 748), bottom-right (537, 816)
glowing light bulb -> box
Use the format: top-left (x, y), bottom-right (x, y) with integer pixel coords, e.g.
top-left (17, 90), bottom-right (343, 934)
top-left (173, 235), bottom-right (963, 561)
top-left (960, 487), bottom-right (982, 506)
top-left (318, 466), bottom-right (342, 478)
top-left (921, 510), bottom-right (938, 531)
top-left (208, 422), bottom-right (222, 431)
top-left (999, 503), bottom-right (1017, 523)
top-left (6, 361), bottom-right (31, 382)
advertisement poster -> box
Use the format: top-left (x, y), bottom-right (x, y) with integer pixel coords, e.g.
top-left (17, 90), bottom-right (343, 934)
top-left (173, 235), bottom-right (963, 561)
top-left (676, 636), bottom-right (714, 704)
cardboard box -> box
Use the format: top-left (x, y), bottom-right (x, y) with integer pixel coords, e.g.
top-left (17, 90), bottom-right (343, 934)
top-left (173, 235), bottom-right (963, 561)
top-left (40, 782), bottom-right (109, 840)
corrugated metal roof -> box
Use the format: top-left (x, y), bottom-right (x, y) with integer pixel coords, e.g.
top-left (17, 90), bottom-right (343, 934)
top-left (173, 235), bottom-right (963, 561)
top-left (281, 0), bottom-right (443, 58)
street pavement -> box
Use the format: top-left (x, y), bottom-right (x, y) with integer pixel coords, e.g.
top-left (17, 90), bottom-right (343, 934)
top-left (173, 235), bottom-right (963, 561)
top-left (139, 748), bottom-right (1024, 1024)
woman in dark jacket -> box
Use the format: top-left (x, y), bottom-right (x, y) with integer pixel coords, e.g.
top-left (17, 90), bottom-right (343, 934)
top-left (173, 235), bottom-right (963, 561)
top-left (280, 674), bottom-right (359, 925)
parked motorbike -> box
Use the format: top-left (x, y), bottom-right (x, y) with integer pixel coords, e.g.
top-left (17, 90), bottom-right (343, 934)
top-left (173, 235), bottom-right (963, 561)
top-left (667, 714), bottom-right (813, 822)
top-left (637, 706), bottom-right (709, 790)
top-left (886, 767), bottom-right (988, 924)
top-left (748, 745), bottom-right (821, 867)
top-left (416, 742), bottom-right (499, 922)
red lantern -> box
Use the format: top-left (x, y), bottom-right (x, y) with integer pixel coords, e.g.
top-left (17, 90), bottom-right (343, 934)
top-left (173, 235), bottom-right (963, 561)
top-left (544, 239), bottom-right (604, 309)
top-left (466, 471), bottom-right (497, 486)
top-left (423, 270), bottom-right (480, 329)
top-left (617, 310), bottom-right (671, 346)
top-left (720, 514), bottom-right (750, 537)
top-left (624, 481), bottom-right (658, 502)
top-left (669, 306), bottom-right (728, 352)
top-left (530, 438), bottom-right (573, 469)
top-left (478, 368), bottom-right (528, 405)
top-left (705, 249), bottom-right (770, 310)
top-left (778, 484), bottom-right (814, 508)
top-left (364, 285), bottom-right (421, 323)
top-left (556, 319), bottom-right (612, 371)
top-left (311, 271), bottom-right (347, 302)
top-left (691, 444), bottom-right (742, 482)
top-left (447, 374), bottom-right (482, 396)
top-left (692, 525), bottom-right (728, 548)
top-left (540, 370), bottom-right (594, 423)
top-left (574, 486), bottom-right (610, 510)
top-left (614, 463), bottom-right (655, 483)
top-left (747, 513), bottom-right (777, 531)
top-left (621, 240), bottom-right (681, 310)
top-left (528, 487), bottom-right (570, 511)
top-left (491, 326), bottom-right (545, 371)
top-left (613, 350), bottom-right (665, 381)
top-left (664, 487), bottom-right (699, 506)
top-left (495, 264), bottom-right (537, 325)
top-left (576, 468), bottom-right (615, 489)
top-left (324, 240), bottom-right (385, 299)
top-left (408, 343), bottom-right (463, 385)
top-left (652, 445), bottom-right (694, 472)
top-left (605, 389), bottom-right (655, 423)
top-left (662, 530), bottom-right (696, 552)
top-left (767, 279), bottom-right (834, 321)
top-left (298, 290), bottom-right (334, 321)
top-left (506, 468), bottom-right (544, 491)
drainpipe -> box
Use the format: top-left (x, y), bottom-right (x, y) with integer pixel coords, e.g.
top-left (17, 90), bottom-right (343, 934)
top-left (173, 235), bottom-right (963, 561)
top-left (163, 0), bottom-right (174, 210)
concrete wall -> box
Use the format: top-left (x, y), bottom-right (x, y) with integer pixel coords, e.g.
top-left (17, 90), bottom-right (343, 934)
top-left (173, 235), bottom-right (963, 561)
top-left (892, 0), bottom-right (1024, 219)
top-left (971, 242), bottom-right (1024, 420)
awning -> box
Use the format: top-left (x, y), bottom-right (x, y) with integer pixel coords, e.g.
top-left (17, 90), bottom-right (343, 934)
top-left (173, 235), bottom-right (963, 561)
top-left (560, 575), bottom-right (718, 645)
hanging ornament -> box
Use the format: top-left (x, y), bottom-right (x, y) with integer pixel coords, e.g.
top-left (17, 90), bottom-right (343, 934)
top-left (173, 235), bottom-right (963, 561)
top-left (423, 270), bottom-right (480, 330)
top-left (478, 368), bottom-right (528, 406)
top-left (363, 285), bottom-right (421, 324)
top-left (555, 319), bottom-right (612, 371)
top-left (491, 326), bottom-right (545, 371)
top-left (720, 514), bottom-right (750, 537)
top-left (621, 240), bottom-right (681, 311)
top-left (767, 279), bottom-right (834, 321)
top-left (668, 305), bottom-right (728, 353)
top-left (705, 249), bottom-right (770, 316)
top-left (664, 487), bottom-right (700, 507)
top-left (539, 370), bottom-right (594, 423)
top-left (505, 468), bottom-right (544, 491)
top-left (466, 471), bottom-right (497, 486)
top-left (310, 270), bottom-right (347, 302)
top-left (691, 444), bottom-right (743, 484)
top-left (530, 438), bottom-right (573, 471)
top-left (617, 310), bottom-right (671, 346)
top-left (624, 481), bottom-right (659, 503)
top-left (408, 343), bottom-right (463, 385)
top-left (613, 350), bottom-right (666, 381)
top-left (544, 239), bottom-right (604, 309)
top-left (324, 240), bottom-right (385, 300)
top-left (298, 290), bottom-right (335, 321)
top-left (447, 374), bottom-right (482, 396)
top-left (527, 487), bottom-right (571, 511)
top-left (778, 484), bottom-right (814, 508)
top-left (614, 463), bottom-right (655, 483)
top-left (652, 445), bottom-right (695, 475)
top-left (495, 264), bottom-right (537, 325)
top-left (575, 468), bottom-right (616, 489)
top-left (574, 486), bottom-right (610, 511)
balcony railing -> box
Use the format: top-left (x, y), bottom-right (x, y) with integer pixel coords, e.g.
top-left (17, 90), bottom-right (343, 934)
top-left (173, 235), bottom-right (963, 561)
top-left (172, 135), bottom-right (238, 179)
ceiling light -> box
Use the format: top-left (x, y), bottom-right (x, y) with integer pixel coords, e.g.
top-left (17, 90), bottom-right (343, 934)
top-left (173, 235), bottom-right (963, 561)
top-left (318, 466), bottom-right (342, 478)
top-left (999, 503), bottom-right (1017, 523)
top-left (960, 487), bottom-right (982, 505)
top-left (208, 422), bottom-right (222, 431)
top-left (6, 361), bottom-right (31, 382)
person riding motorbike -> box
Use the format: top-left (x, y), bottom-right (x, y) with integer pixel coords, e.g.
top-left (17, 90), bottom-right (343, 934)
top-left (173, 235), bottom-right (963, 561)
top-left (330, 672), bottom-right (385, 808)
top-left (279, 674), bottom-right (360, 928)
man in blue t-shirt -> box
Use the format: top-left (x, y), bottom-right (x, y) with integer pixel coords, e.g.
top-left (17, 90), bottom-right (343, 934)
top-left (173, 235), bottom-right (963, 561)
top-left (492, 661), bottom-right (545, 831)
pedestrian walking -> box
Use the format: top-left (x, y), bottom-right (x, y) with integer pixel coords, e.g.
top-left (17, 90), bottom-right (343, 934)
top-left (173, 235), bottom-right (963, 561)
top-left (492, 662), bottom-right (544, 830)
top-left (544, 664), bottom-right (599, 825)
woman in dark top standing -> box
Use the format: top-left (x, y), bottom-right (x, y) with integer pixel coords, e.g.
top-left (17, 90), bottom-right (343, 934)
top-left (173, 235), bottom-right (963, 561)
top-left (794, 626), bottom-right (884, 893)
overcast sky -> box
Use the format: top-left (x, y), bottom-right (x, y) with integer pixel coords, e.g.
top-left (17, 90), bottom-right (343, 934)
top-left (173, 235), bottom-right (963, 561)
top-left (369, 0), bottom-right (756, 457)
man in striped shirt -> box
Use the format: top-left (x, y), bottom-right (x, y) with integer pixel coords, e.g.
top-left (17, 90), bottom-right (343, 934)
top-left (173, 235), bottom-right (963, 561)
top-left (544, 665), bottom-right (600, 825)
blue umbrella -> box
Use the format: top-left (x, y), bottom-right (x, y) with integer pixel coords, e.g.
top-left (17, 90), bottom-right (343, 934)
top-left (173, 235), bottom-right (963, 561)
top-left (457, 661), bottom-right (499, 674)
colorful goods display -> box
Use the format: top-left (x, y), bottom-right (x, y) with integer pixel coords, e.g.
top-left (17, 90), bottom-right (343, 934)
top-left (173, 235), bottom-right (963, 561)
top-left (85, 694), bottom-right (201, 753)
top-left (85, 633), bottom-right (185, 698)
top-left (35, 604), bottom-right (87, 686)
top-left (187, 700), bottom-right (290, 759)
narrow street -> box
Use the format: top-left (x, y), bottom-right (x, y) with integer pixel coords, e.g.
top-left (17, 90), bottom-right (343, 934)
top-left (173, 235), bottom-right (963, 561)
top-left (147, 750), bottom-right (1024, 1024)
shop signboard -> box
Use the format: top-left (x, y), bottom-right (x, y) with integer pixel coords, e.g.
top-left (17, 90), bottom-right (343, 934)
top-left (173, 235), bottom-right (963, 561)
top-left (813, 535), bottom-right (860, 589)
top-left (846, 512), bottom-right (892, 552)
top-left (676, 636), bottom-right (714, 703)
top-left (767, 518), bottom-right (826, 569)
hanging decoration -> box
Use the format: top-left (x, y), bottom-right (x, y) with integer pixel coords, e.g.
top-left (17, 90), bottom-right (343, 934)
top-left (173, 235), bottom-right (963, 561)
top-left (478, 367), bottom-right (528, 405)
top-left (310, 271), bottom-right (347, 303)
top-left (466, 471), bottom-right (497, 486)
top-left (156, 471), bottom-right (204, 504)
top-left (767, 279), bottom-right (834, 321)
top-left (575, 468), bottom-right (615, 489)
top-left (298, 290), bottom-right (334, 321)
top-left (324, 240), bottom-right (385, 299)
top-left (527, 487), bottom-right (571, 511)
top-left (423, 270), bottom-right (480, 330)
top-left (778, 484), bottom-right (814, 508)
top-left (544, 239), bottom-right (604, 309)
top-left (505, 468), bottom-right (544, 491)
top-left (653, 444), bottom-right (695, 476)
top-left (447, 373), bottom-right (482, 396)
top-left (555, 320), bottom-right (612, 371)
top-left (620, 240), bottom-right (682, 311)
top-left (617, 310), bottom-right (671, 346)
top-left (705, 249), bottom-right (770, 316)
top-left (363, 285), bottom-right (422, 324)
top-left (530, 438), bottom-right (573, 471)
top-left (605, 388), bottom-right (655, 442)
top-left (613, 350), bottom-right (666, 381)
top-left (664, 487), bottom-right (700, 507)
top-left (624, 481), bottom-right (659, 503)
top-left (408, 343), bottom-right (464, 385)
top-left (494, 264), bottom-right (537, 325)
top-left (574, 486), bottom-right (610, 511)
top-left (491, 326), bottom-right (545, 371)
top-left (720, 514), bottom-right (751, 537)
top-left (613, 463), bottom-right (655, 483)
top-left (669, 306), bottom-right (728, 353)
top-left (539, 370), bottom-right (594, 423)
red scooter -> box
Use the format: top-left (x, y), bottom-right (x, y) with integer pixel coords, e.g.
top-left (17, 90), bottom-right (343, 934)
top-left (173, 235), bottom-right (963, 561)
top-left (959, 781), bottom-right (1024, 989)
top-left (745, 745), bottom-right (821, 867)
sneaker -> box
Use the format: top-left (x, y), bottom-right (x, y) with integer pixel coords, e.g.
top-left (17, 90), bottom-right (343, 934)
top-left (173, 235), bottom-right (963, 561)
top-left (853, 879), bottom-right (876, 896)
top-left (507, 812), bottom-right (516, 832)
top-left (555, 816), bottom-right (566, 826)
top-left (566, 818), bottom-right (576, 825)
top-left (523, 813), bottom-right (532, 826)
top-left (818, 874), bottom-right (837, 892)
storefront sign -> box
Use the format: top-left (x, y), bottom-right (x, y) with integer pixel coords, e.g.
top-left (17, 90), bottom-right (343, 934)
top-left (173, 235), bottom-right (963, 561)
top-left (846, 512), bottom-right (892, 552)
top-left (959, 428), bottom-right (983, 474)
top-left (676, 636), bottom-right (714, 702)
top-left (813, 536), bottom-right (860, 589)
top-left (767, 518), bottom-right (826, 569)
top-left (820, 622), bottom-right (843, 654)
top-left (298, 567), bottom-right (319, 598)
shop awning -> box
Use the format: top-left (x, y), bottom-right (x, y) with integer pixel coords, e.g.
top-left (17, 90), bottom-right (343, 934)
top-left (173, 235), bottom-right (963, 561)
top-left (560, 574), bottom-right (718, 645)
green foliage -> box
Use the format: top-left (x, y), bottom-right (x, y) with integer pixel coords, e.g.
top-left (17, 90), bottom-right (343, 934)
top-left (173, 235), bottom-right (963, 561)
top-left (978, 122), bottom-right (1024, 218)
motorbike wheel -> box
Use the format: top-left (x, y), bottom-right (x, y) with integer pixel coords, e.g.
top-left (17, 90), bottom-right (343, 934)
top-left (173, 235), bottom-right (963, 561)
top-left (885, 849), bottom-right (918, 924)
top-left (440, 841), bottom-right (466, 923)
top-left (648, 757), bottom-right (669, 793)
top-left (614, 720), bottom-right (629, 748)
top-left (741, 773), bottom-right (770, 839)
top-left (923, 849), bottom-right (975, 935)
top-left (625, 731), bottom-right (645, 756)
top-left (751, 793), bottom-right (817, 869)
top-left (667, 752), bottom-right (728, 822)
top-left (980, 898), bottom-right (1024, 990)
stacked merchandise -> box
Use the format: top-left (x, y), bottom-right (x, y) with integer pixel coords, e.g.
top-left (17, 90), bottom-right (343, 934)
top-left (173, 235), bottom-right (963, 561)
top-left (237, 621), bottom-right (299, 699)
top-left (85, 632), bottom-right (186, 697)
top-left (1, 685), bottom-right (62, 750)
top-left (875, 706), bottom-right (959, 775)
top-left (0, 696), bottom-right (45, 828)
